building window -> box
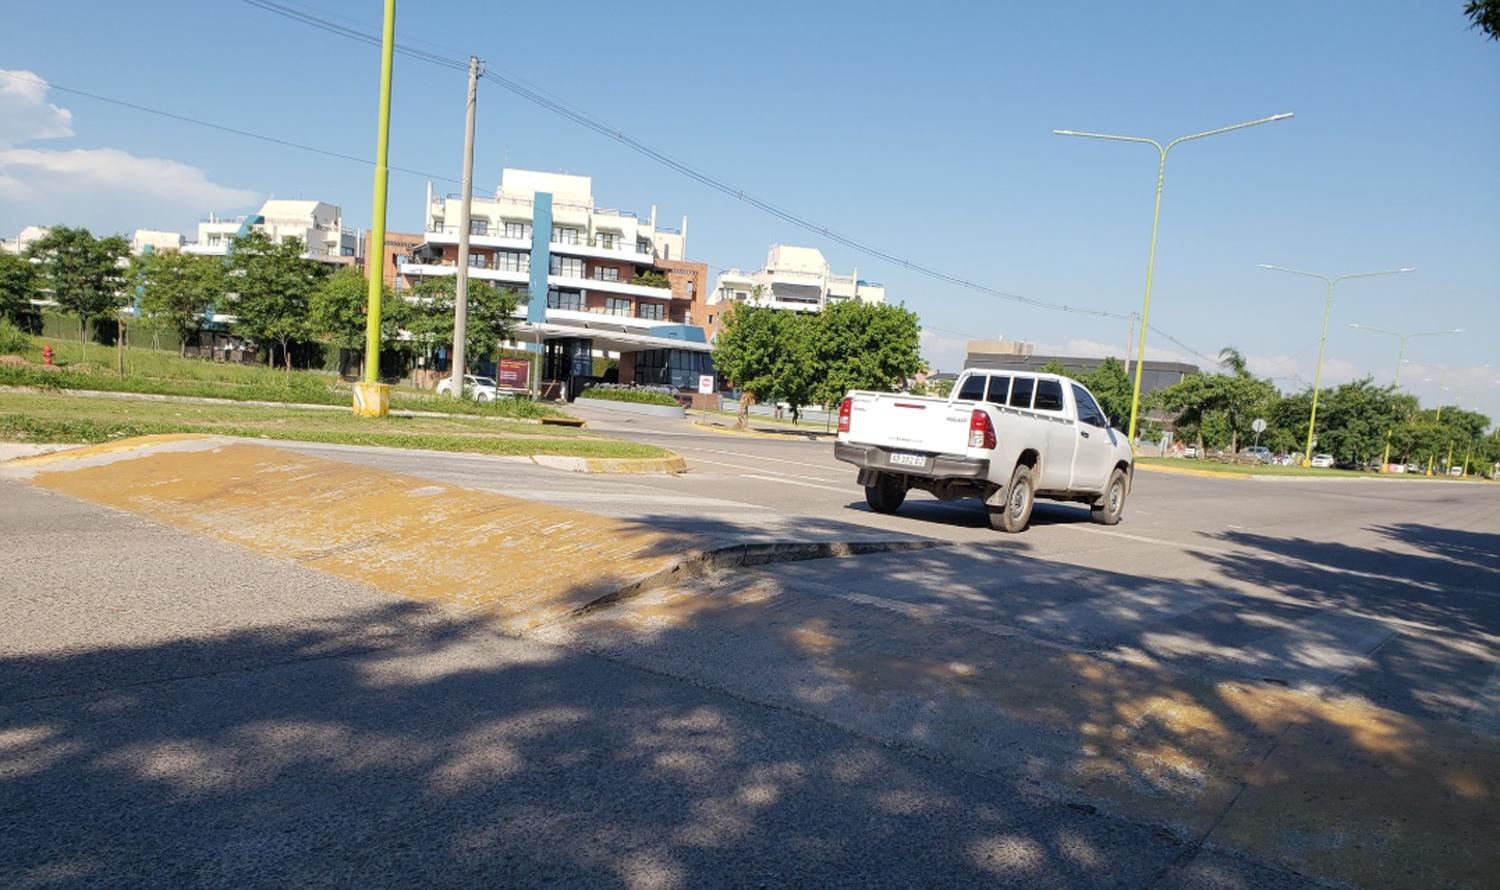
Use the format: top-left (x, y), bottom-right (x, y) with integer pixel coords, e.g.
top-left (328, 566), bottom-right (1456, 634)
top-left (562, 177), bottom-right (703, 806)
top-left (497, 251), bottom-right (529, 273)
top-left (550, 255), bottom-right (584, 278)
top-left (469, 219), bottom-right (489, 236)
top-left (503, 221), bottom-right (531, 240)
top-left (637, 302), bottom-right (664, 321)
top-left (552, 226), bottom-right (579, 245)
top-left (546, 288), bottom-right (582, 311)
top-left (606, 297), bottom-right (632, 317)
top-left (467, 252), bottom-right (488, 268)
top-left (637, 239), bottom-right (651, 255)
top-left (595, 232), bottom-right (618, 249)
top-left (592, 266), bottom-right (620, 282)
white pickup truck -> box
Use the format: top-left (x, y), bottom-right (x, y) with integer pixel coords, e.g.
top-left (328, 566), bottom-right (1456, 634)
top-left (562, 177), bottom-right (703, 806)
top-left (834, 369), bottom-right (1134, 532)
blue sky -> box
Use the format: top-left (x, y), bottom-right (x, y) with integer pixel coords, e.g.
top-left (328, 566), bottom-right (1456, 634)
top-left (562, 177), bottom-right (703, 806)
top-left (3, 1), bottom-right (1497, 417)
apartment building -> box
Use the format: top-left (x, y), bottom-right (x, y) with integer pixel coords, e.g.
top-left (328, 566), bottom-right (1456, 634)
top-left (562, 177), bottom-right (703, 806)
top-left (130, 229), bottom-right (185, 254)
top-left (710, 244), bottom-right (886, 316)
top-left (403, 168), bottom-right (695, 330)
top-left (1, 225), bottom-right (50, 255)
top-left (363, 230), bottom-right (424, 289)
top-left (182, 199), bottom-right (360, 264)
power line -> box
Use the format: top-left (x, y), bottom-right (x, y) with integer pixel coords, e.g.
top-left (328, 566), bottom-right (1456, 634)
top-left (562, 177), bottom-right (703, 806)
top-left (239, 0), bottom-right (1222, 348)
top-left (0, 69), bottom-right (469, 188)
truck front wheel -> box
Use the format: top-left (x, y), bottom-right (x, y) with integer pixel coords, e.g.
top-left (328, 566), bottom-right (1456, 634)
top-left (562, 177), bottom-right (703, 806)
top-left (989, 465), bottom-right (1034, 533)
top-left (864, 472), bottom-right (907, 514)
top-left (1091, 468), bottom-right (1128, 525)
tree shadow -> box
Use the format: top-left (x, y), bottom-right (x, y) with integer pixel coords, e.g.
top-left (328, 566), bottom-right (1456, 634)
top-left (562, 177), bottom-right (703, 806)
top-left (2, 597), bottom-right (1193, 888)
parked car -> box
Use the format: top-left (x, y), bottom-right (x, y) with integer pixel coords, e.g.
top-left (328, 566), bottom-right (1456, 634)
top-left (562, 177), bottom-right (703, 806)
top-left (435, 374), bottom-right (500, 401)
top-left (1406, 463), bottom-right (1422, 474)
top-left (1310, 453), bottom-right (1335, 468)
top-left (1241, 446), bottom-right (1272, 464)
top-left (1184, 444), bottom-right (1201, 459)
top-left (835, 370), bottom-right (1133, 533)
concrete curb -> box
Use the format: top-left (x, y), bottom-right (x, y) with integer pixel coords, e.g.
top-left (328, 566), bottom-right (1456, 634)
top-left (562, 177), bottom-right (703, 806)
top-left (1137, 461), bottom-right (1489, 484)
top-left (690, 419), bottom-right (835, 442)
top-left (573, 397), bottom-right (686, 418)
top-left (530, 453), bottom-right (688, 475)
top-left (0, 384), bottom-right (555, 424)
top-left (573, 539), bottom-right (950, 618)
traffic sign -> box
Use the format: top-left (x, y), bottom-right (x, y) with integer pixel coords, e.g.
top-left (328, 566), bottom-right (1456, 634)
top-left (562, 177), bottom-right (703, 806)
top-left (698, 374), bottom-right (715, 395)
top-left (1251, 418), bottom-right (1267, 433)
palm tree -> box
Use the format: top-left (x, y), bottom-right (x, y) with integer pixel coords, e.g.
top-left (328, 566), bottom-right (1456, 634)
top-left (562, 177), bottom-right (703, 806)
top-left (1219, 346), bottom-right (1250, 378)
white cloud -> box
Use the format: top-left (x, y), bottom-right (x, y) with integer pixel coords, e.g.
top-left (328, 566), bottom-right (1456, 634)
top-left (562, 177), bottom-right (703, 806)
top-left (0, 147), bottom-right (259, 209)
top-left (0, 69), bottom-right (73, 148)
top-left (0, 71), bottom-right (258, 234)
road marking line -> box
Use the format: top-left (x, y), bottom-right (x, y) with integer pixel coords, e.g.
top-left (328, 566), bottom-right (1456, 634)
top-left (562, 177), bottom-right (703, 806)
top-left (687, 456), bottom-right (846, 484)
top-left (681, 445), bottom-right (842, 473)
top-left (741, 473), bottom-right (856, 494)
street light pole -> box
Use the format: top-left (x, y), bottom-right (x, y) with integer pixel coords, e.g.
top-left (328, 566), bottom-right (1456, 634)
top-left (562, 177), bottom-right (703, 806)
top-left (448, 55), bottom-right (483, 400)
top-left (1054, 113), bottom-right (1293, 450)
top-left (1347, 324), bottom-right (1462, 470)
top-left (354, 0), bottom-right (397, 418)
top-left (1259, 265), bottom-right (1414, 465)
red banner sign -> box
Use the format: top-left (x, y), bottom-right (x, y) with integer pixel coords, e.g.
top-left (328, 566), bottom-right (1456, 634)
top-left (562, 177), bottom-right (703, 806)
top-left (497, 358), bottom-right (529, 389)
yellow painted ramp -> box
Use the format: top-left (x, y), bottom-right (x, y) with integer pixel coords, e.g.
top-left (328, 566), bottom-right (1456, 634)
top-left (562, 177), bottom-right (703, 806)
top-left (9, 436), bottom-right (696, 630)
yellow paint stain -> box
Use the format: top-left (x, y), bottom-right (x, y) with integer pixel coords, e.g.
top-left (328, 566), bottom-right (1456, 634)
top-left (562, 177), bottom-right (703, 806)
top-left (27, 440), bottom-right (699, 630)
top-left (8, 433), bottom-right (210, 468)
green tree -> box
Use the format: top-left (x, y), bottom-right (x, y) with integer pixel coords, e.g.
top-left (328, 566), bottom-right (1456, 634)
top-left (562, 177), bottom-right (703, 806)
top-left (1076, 357), bottom-right (1131, 425)
top-left (811, 301), bottom-right (925, 410)
top-left (26, 225), bottom-right (130, 359)
top-left (712, 303), bottom-right (787, 429)
top-left (404, 277), bottom-right (518, 374)
top-left (133, 250), bottom-right (224, 355)
top-left (1465, 0), bottom-right (1500, 39)
top-left (928, 378), bottom-right (955, 399)
top-left (0, 252), bottom-right (36, 322)
top-left (228, 231), bottom-right (326, 376)
top-left (1036, 359), bottom-right (1071, 377)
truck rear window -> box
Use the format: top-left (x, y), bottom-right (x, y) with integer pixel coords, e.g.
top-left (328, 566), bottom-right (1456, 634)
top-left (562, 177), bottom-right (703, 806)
top-left (957, 375), bottom-right (987, 401)
top-left (1034, 379), bottom-right (1064, 412)
top-left (1009, 377), bottom-right (1034, 408)
top-left (985, 376), bottom-right (1012, 404)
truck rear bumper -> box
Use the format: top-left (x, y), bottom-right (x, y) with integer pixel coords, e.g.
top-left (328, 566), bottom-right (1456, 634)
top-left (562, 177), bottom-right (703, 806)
top-left (834, 442), bottom-right (990, 480)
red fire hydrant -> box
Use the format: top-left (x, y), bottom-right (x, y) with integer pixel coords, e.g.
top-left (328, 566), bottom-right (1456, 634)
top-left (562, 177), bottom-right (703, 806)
top-left (42, 344), bottom-right (54, 366)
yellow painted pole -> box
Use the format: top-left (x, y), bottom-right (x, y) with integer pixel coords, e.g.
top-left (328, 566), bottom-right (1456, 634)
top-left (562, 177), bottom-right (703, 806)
top-left (1260, 266), bottom-right (1414, 465)
top-left (354, 0), bottom-right (397, 417)
top-left (1053, 114), bottom-right (1294, 451)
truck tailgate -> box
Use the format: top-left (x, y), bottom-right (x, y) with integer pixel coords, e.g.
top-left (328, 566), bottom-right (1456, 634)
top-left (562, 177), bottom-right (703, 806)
top-left (846, 393), bottom-right (972, 455)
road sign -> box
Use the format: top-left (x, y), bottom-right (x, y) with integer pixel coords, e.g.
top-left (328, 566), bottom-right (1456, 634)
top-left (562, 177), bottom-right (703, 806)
top-left (698, 374), bottom-right (715, 395)
top-left (1251, 418), bottom-right (1267, 433)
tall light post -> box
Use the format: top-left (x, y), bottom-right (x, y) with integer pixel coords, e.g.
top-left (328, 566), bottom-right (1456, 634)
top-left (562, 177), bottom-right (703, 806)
top-left (1054, 113), bottom-right (1293, 449)
top-left (1348, 323), bottom-right (1462, 470)
top-left (1259, 265), bottom-right (1414, 465)
top-left (354, 0), bottom-right (397, 418)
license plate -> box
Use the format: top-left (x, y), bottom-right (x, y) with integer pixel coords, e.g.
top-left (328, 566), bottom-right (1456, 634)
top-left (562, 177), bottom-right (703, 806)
top-left (888, 451), bottom-right (926, 467)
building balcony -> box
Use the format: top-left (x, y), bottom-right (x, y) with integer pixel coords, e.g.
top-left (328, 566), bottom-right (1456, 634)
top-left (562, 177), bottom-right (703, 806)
top-left (548, 273), bottom-right (673, 300)
top-left (423, 227), bottom-right (532, 253)
top-left (398, 262), bottom-right (530, 288)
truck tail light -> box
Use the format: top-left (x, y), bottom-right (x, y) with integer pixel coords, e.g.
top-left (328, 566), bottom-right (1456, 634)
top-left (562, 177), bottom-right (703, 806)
top-left (837, 398), bottom-right (852, 433)
top-left (968, 409), bottom-right (996, 449)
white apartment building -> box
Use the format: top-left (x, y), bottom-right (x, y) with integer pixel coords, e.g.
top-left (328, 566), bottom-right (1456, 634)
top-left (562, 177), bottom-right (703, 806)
top-left (1, 225), bottom-right (50, 256)
top-left (182, 199), bottom-right (360, 263)
top-left (131, 229), bottom-right (185, 255)
top-left (710, 244), bottom-right (886, 314)
top-left (404, 168), bottom-right (694, 333)
top-left (423, 169), bottom-right (688, 265)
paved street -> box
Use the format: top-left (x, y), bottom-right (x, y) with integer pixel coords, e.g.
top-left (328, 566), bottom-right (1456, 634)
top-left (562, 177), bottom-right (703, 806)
top-left (3, 407), bottom-right (1497, 888)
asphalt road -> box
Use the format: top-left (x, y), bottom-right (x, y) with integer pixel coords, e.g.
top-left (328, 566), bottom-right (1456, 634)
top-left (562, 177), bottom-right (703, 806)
top-left (3, 406), bottom-right (1496, 888)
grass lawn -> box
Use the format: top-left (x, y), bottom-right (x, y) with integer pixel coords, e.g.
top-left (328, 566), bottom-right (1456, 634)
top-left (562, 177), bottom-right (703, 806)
top-left (0, 391), bottom-right (668, 460)
top-left (695, 407), bottom-right (836, 432)
top-left (1136, 456), bottom-right (1474, 480)
top-left (3, 337), bottom-right (564, 420)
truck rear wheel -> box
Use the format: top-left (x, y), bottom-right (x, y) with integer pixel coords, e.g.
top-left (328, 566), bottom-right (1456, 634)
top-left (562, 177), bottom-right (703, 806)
top-left (1091, 468), bottom-right (1127, 525)
top-left (988, 465), bottom-right (1034, 533)
top-left (864, 472), bottom-right (907, 514)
